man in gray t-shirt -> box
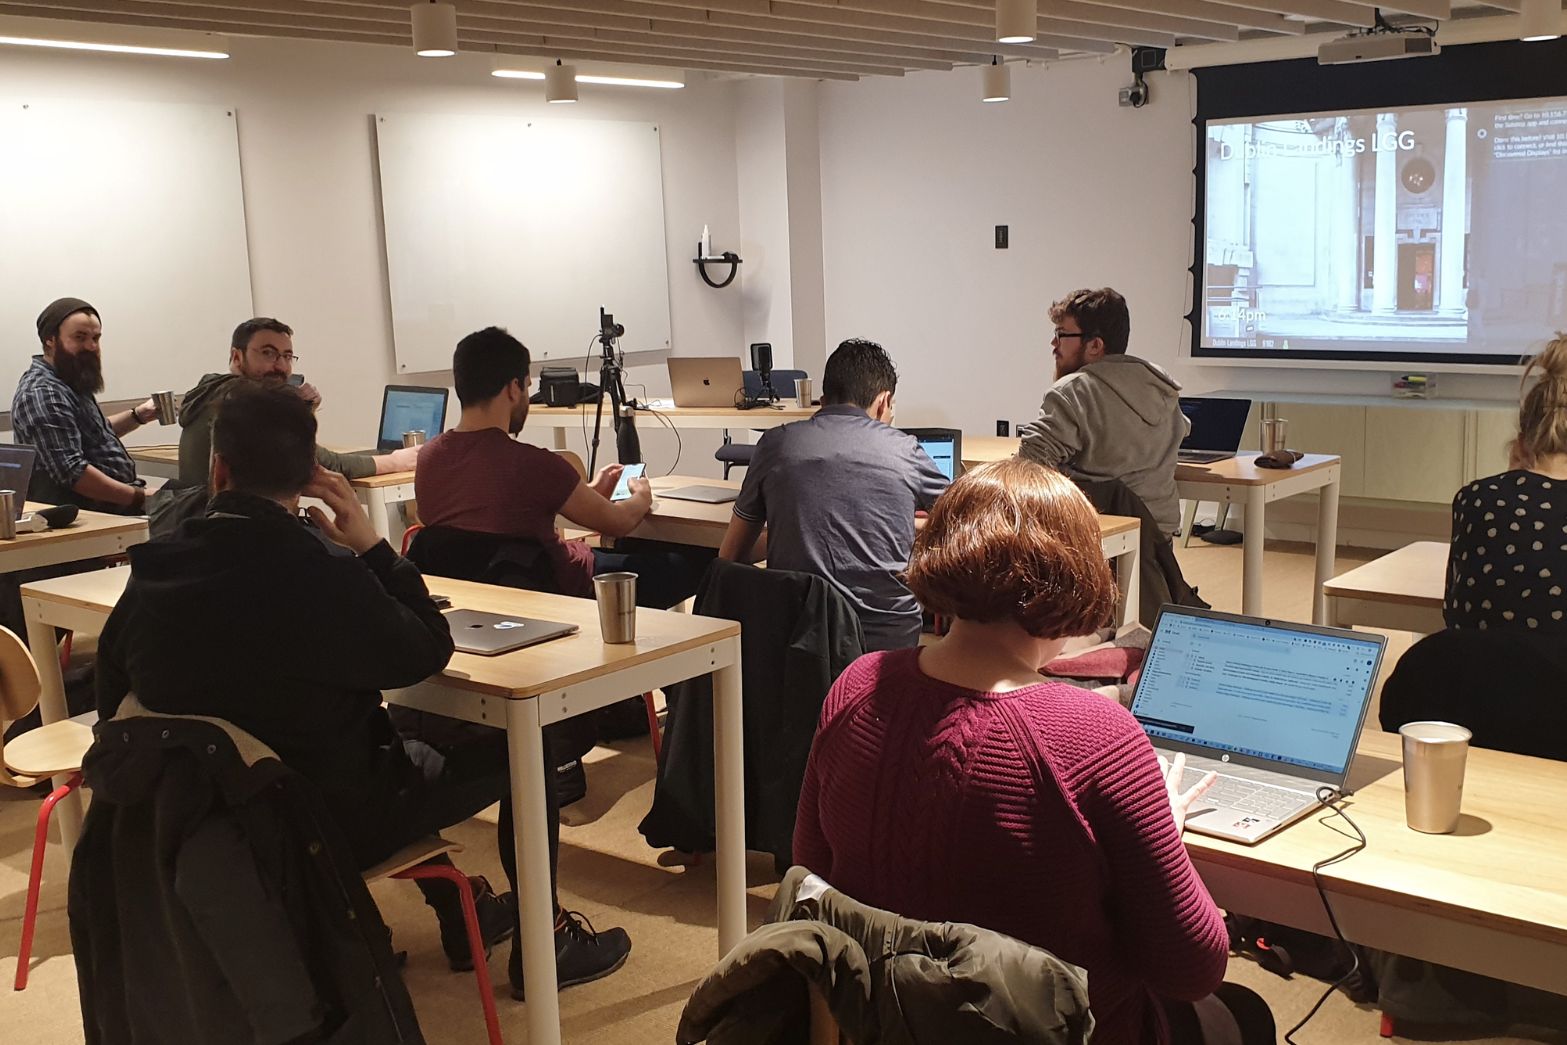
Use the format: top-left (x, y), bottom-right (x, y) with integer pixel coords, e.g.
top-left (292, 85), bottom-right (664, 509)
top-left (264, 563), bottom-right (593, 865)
top-left (719, 339), bottom-right (950, 651)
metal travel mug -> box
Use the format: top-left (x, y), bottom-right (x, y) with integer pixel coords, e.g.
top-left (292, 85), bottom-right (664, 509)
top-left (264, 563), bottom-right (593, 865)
top-left (1261, 418), bottom-right (1289, 454)
top-left (593, 572), bottom-right (638, 644)
top-left (402, 430), bottom-right (427, 448)
top-left (152, 390), bottom-right (177, 425)
top-left (796, 378), bottom-right (814, 408)
top-left (1400, 721), bottom-right (1472, 834)
top-left (0, 490), bottom-right (16, 540)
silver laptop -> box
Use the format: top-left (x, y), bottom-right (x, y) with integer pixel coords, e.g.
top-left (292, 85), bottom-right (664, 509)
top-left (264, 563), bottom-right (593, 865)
top-left (1130, 606), bottom-right (1386, 844)
top-left (668, 357), bottom-right (745, 409)
top-left (444, 609), bottom-right (579, 656)
top-left (659, 485), bottom-right (739, 504)
top-left (0, 445), bottom-right (36, 518)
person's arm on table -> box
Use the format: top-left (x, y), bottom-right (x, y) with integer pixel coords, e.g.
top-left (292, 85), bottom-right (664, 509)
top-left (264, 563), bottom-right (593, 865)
top-left (559, 463), bottom-right (652, 538)
top-left (303, 467), bottom-right (454, 687)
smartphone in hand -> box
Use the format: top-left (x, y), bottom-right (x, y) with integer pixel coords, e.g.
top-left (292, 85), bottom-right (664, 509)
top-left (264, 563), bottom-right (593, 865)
top-left (288, 373), bottom-right (305, 387)
top-left (610, 462), bottom-right (647, 501)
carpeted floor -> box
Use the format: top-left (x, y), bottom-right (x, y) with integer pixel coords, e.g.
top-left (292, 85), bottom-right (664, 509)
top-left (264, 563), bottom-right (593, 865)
top-left (2, 536), bottom-right (1564, 1043)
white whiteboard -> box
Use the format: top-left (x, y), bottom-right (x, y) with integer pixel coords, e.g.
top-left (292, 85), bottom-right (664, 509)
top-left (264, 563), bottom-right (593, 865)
top-left (375, 113), bottom-right (672, 373)
top-left (0, 99), bottom-right (252, 400)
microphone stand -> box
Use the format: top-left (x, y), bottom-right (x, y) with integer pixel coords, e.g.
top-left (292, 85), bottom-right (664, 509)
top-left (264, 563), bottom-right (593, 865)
top-left (588, 308), bottom-right (642, 475)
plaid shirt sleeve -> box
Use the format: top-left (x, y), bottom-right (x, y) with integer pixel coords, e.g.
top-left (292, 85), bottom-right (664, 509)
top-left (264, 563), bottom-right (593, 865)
top-left (14, 376), bottom-right (90, 488)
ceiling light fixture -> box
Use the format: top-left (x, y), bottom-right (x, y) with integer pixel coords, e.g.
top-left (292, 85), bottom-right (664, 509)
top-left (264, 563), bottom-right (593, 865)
top-left (493, 69), bottom-right (683, 89)
top-left (0, 35), bottom-right (228, 59)
top-left (0, 15), bottom-right (228, 59)
top-left (409, 1), bottom-right (457, 57)
top-left (1519, 0), bottom-right (1562, 41)
top-left (996, 0), bottom-right (1038, 44)
top-left (982, 56), bottom-right (1010, 103)
top-left (545, 59), bottom-right (579, 103)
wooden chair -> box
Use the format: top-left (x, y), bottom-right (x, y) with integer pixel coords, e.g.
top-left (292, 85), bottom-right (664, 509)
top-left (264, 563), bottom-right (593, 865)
top-left (0, 625), bottom-right (94, 991)
top-left (363, 837), bottom-right (502, 1045)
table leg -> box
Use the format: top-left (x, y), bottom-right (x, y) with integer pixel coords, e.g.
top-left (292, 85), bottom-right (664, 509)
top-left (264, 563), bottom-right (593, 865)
top-left (1314, 476), bottom-right (1342, 626)
top-left (1117, 539), bottom-right (1141, 628)
top-left (1180, 499), bottom-right (1199, 549)
top-left (361, 487), bottom-right (394, 545)
top-left (25, 612), bottom-right (82, 851)
top-left (552, 425), bottom-right (567, 451)
top-left (506, 698), bottom-right (562, 1045)
top-left (713, 642), bottom-right (746, 956)
top-left (1242, 486), bottom-right (1265, 617)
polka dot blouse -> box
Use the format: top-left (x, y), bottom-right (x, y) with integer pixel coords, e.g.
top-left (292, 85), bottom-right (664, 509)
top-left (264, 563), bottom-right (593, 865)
top-left (1447, 470), bottom-right (1567, 633)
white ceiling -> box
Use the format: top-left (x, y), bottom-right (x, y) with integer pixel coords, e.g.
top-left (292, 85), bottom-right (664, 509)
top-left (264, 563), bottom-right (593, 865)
top-left (0, 0), bottom-right (1546, 81)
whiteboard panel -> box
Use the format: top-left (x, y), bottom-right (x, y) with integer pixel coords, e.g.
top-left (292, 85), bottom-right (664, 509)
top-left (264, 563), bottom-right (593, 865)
top-left (0, 99), bottom-right (252, 401)
top-left (375, 113), bottom-right (672, 373)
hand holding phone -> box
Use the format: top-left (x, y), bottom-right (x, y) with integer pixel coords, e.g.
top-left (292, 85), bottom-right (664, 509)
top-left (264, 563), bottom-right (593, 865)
top-left (611, 463), bottom-right (647, 501)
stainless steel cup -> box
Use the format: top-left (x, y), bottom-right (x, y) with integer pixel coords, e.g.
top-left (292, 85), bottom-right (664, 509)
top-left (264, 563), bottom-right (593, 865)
top-left (152, 390), bottom-right (177, 425)
top-left (593, 572), bottom-right (638, 643)
top-left (402, 430), bottom-right (427, 448)
top-left (1261, 418), bottom-right (1289, 454)
top-left (0, 490), bottom-right (16, 540)
top-left (796, 378), bottom-right (814, 408)
top-left (1400, 720), bottom-right (1472, 833)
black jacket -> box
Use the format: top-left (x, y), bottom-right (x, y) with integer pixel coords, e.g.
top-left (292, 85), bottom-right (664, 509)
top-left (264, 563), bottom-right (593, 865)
top-left (1074, 476), bottom-right (1208, 629)
top-left (639, 560), bottom-right (863, 866)
top-left (94, 491), bottom-right (454, 863)
top-left (70, 703), bottom-right (424, 1045)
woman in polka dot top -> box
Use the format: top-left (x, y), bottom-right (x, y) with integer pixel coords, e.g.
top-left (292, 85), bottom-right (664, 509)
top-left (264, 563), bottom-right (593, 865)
top-left (1447, 335), bottom-right (1567, 633)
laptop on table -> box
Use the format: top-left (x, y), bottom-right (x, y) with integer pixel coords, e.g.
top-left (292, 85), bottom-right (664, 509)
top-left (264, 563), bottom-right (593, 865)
top-left (668, 357), bottom-right (745, 409)
top-left (1129, 605), bottom-right (1386, 844)
top-left (1177, 397), bottom-right (1252, 464)
top-left (0, 446), bottom-right (36, 517)
top-left (444, 609), bottom-right (579, 656)
top-left (353, 385), bottom-right (450, 454)
top-left (900, 428), bottom-right (962, 481)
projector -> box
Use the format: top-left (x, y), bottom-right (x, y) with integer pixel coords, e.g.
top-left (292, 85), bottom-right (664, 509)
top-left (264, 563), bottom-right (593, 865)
top-left (1319, 31), bottom-right (1438, 64)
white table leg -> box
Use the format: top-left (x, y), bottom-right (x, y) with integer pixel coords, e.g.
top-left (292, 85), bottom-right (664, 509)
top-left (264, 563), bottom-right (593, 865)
top-left (552, 425), bottom-right (567, 451)
top-left (1314, 476), bottom-right (1341, 626)
top-left (25, 612), bottom-right (82, 850)
top-left (1180, 499), bottom-right (1199, 549)
top-left (506, 697), bottom-right (562, 1045)
top-left (361, 487), bottom-right (394, 545)
top-left (1242, 486), bottom-right (1265, 617)
top-left (712, 641), bottom-right (746, 956)
top-left (1117, 539), bottom-right (1141, 628)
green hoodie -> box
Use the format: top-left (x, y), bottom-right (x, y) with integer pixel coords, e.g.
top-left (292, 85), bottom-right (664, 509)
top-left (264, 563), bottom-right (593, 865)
top-left (176, 372), bottom-right (377, 486)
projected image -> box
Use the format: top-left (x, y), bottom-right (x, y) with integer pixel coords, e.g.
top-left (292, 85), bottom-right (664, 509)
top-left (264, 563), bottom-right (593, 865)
top-left (1201, 98), bottom-right (1567, 362)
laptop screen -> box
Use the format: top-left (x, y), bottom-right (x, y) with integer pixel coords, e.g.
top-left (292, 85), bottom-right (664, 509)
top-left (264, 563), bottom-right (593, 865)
top-left (378, 387), bottom-right (448, 451)
top-left (917, 435), bottom-right (956, 480)
top-left (1131, 610), bottom-right (1383, 776)
top-left (1179, 397), bottom-right (1252, 451)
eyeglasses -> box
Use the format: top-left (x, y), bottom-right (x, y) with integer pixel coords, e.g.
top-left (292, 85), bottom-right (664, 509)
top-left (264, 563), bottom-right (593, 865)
top-left (1053, 330), bottom-right (1087, 341)
top-left (249, 346), bottom-right (299, 364)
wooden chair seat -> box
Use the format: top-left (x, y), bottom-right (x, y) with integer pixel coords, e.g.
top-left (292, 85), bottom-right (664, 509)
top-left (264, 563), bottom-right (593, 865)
top-left (362, 836), bottom-right (462, 883)
top-left (4, 710), bottom-right (95, 778)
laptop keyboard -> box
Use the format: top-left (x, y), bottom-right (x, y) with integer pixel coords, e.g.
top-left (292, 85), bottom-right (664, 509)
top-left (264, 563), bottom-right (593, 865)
top-left (1180, 770), bottom-right (1311, 819)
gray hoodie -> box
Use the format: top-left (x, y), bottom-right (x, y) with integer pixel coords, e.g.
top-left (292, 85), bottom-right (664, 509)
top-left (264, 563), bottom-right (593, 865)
top-left (1019, 354), bottom-right (1188, 534)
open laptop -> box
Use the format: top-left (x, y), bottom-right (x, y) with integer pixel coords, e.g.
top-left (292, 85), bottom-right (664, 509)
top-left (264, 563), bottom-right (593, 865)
top-left (356, 385), bottom-right (449, 454)
top-left (668, 357), bottom-right (745, 409)
top-left (444, 609), bottom-right (579, 656)
top-left (1177, 397), bottom-right (1252, 464)
top-left (1129, 605), bottom-right (1386, 844)
top-left (901, 428), bottom-right (962, 481)
top-left (0, 445), bottom-right (35, 518)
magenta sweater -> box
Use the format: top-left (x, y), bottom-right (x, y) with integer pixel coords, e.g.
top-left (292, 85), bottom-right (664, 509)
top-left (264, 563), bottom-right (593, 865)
top-left (794, 649), bottom-right (1229, 1045)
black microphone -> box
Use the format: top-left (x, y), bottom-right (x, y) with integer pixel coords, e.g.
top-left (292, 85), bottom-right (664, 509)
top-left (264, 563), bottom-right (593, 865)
top-left (750, 342), bottom-right (776, 402)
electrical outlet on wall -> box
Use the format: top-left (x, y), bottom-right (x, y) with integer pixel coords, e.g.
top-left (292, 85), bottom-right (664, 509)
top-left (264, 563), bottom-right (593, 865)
top-left (994, 225), bottom-right (1009, 249)
top-left (996, 420), bottom-right (1009, 436)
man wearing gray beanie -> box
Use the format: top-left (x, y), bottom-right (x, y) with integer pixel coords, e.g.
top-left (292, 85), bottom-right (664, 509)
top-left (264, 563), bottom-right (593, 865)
top-left (13, 297), bottom-right (160, 515)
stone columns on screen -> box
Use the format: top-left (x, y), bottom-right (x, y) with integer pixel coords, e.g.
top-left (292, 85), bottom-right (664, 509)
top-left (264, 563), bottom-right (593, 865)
top-left (1335, 117), bottom-right (1362, 313)
top-left (1373, 112), bottom-right (1400, 314)
top-left (1438, 107), bottom-right (1469, 315)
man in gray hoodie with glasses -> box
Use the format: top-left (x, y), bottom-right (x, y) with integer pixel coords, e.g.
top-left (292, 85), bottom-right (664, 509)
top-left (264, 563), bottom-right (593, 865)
top-left (1019, 288), bottom-right (1188, 535)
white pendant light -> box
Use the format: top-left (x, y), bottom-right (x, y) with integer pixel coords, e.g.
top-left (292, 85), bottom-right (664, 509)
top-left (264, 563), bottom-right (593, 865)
top-left (545, 59), bottom-right (579, 103)
top-left (982, 56), bottom-right (1010, 103)
top-left (409, 1), bottom-right (457, 57)
top-left (996, 0), bottom-right (1037, 44)
top-left (1519, 0), bottom-right (1562, 41)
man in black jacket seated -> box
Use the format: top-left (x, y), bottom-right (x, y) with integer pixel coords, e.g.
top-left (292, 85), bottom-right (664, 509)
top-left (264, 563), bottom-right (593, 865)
top-left (95, 384), bottom-right (631, 993)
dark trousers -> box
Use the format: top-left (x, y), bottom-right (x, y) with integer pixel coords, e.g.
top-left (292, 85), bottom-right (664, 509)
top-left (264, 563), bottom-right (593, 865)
top-left (372, 708), bottom-right (564, 920)
top-left (1164, 983), bottom-right (1276, 1044)
top-left (592, 538), bottom-right (715, 610)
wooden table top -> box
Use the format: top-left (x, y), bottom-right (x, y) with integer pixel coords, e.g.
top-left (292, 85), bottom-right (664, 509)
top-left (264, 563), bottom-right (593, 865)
top-left (129, 444), bottom-right (405, 490)
top-left (1174, 452), bottom-right (1341, 486)
top-left (1187, 729), bottom-right (1567, 950)
top-left (128, 444), bottom-right (180, 464)
top-left (19, 566), bottom-right (738, 701)
top-left (3, 504), bottom-right (147, 554)
top-left (1323, 541), bottom-right (1446, 608)
top-left (961, 435), bottom-right (1019, 466)
top-left (528, 400), bottom-right (815, 422)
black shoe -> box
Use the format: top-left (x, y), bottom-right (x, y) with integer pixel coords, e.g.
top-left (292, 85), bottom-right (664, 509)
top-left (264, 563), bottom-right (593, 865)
top-left (555, 758), bottom-right (587, 807)
top-left (508, 910), bottom-right (632, 999)
top-left (443, 877), bottom-right (517, 972)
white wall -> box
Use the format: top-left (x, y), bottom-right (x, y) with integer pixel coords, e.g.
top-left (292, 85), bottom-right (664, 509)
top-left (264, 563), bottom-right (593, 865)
top-left (0, 36), bottom-right (744, 474)
top-left (817, 59), bottom-right (1522, 435)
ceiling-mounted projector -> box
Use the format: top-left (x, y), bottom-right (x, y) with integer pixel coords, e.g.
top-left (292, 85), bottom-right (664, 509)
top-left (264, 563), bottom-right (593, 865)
top-left (1319, 30), bottom-right (1439, 64)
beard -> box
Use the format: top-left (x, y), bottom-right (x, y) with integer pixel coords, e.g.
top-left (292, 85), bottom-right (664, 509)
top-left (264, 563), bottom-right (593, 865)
top-left (55, 350), bottom-right (104, 397)
top-left (508, 399), bottom-right (529, 435)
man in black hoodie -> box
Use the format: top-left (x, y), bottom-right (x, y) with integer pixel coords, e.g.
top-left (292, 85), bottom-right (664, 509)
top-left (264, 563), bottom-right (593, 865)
top-left (95, 384), bottom-right (513, 970)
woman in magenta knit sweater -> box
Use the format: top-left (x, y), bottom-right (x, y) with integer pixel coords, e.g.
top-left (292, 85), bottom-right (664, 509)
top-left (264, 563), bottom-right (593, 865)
top-left (794, 458), bottom-right (1252, 1045)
